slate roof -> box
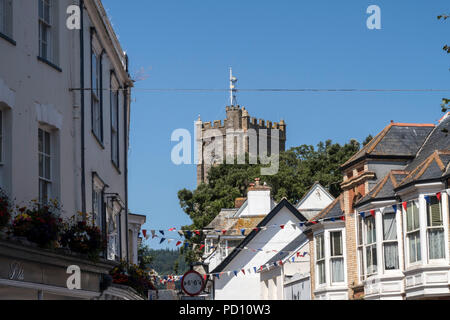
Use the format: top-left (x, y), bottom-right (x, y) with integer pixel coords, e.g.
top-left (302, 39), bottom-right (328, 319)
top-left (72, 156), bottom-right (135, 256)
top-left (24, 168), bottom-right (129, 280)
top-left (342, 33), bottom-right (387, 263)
top-left (341, 123), bottom-right (435, 170)
top-left (356, 170), bottom-right (407, 207)
top-left (211, 198), bottom-right (308, 273)
top-left (396, 150), bottom-right (450, 190)
top-left (310, 194), bottom-right (345, 222)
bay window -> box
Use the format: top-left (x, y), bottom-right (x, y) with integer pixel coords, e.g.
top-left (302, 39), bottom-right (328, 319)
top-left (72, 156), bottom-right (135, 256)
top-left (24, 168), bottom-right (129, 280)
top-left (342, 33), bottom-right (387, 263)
top-left (315, 233), bottom-right (326, 285)
top-left (406, 202), bottom-right (421, 263)
top-left (357, 209), bottom-right (400, 281)
top-left (426, 196), bottom-right (445, 260)
top-left (382, 212), bottom-right (399, 270)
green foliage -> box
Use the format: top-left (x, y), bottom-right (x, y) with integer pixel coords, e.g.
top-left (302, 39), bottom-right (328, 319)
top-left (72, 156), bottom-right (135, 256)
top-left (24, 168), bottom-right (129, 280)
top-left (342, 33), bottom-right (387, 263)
top-left (178, 138), bottom-right (365, 263)
top-left (138, 244), bottom-right (154, 270)
top-left (147, 248), bottom-right (189, 276)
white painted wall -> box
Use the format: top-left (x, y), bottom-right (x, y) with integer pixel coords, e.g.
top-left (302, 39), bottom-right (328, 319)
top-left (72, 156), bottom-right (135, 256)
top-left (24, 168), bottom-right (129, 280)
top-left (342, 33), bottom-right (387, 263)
top-left (0, 0), bottom-right (131, 260)
top-left (214, 206), bottom-right (305, 300)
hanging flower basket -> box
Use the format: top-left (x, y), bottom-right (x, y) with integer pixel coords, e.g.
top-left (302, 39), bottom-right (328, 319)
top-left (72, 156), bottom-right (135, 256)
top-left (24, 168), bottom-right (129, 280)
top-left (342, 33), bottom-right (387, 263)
top-left (60, 216), bottom-right (106, 260)
top-left (110, 261), bottom-right (156, 297)
top-left (11, 201), bottom-right (62, 249)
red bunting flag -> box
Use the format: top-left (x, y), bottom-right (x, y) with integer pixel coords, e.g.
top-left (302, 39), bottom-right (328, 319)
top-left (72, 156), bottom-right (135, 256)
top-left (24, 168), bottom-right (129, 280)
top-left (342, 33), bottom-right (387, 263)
top-left (142, 230), bottom-right (147, 238)
top-left (370, 210), bottom-right (375, 217)
top-left (194, 230), bottom-right (201, 236)
top-left (241, 269), bottom-right (245, 275)
top-left (222, 229), bottom-right (227, 235)
top-left (199, 244), bottom-right (205, 251)
top-left (340, 216), bottom-right (346, 221)
top-left (176, 241), bottom-right (182, 246)
top-left (169, 228), bottom-right (176, 231)
top-left (253, 227), bottom-right (260, 232)
top-left (297, 252), bottom-right (301, 257)
top-left (402, 202), bottom-right (407, 211)
top-left (260, 266), bottom-right (263, 271)
top-left (436, 192), bottom-right (442, 201)
top-left (311, 221), bottom-right (318, 225)
top-left (279, 260), bottom-right (283, 266)
top-left (280, 225), bottom-right (285, 229)
top-left (203, 275), bottom-right (208, 281)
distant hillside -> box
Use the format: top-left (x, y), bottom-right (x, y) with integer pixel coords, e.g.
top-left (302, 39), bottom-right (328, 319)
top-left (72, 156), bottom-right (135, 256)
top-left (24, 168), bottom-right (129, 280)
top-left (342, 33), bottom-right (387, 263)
top-left (148, 248), bottom-right (189, 276)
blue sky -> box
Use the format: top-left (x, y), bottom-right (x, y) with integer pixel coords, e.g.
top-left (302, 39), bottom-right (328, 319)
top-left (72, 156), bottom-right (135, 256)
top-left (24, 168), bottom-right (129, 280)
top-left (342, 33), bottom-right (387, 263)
top-left (102, 0), bottom-right (450, 249)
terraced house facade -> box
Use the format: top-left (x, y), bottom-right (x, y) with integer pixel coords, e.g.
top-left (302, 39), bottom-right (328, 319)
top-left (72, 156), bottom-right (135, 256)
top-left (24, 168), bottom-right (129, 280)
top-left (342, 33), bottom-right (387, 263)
top-left (0, 0), bottom-right (142, 299)
top-left (309, 114), bottom-right (450, 300)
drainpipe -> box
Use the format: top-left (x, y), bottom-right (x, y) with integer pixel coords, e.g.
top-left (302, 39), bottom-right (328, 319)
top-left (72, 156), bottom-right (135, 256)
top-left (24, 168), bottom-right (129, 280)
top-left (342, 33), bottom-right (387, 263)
top-left (124, 54), bottom-right (130, 262)
top-left (79, 0), bottom-right (86, 214)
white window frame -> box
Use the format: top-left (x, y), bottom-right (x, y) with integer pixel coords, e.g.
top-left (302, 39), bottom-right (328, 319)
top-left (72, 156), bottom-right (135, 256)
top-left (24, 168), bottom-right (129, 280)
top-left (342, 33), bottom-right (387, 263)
top-left (38, 127), bottom-right (52, 204)
top-left (329, 230), bottom-right (345, 284)
top-left (92, 175), bottom-right (106, 235)
top-left (315, 232), bottom-right (326, 287)
top-left (404, 200), bottom-right (421, 266)
top-left (381, 210), bottom-right (400, 272)
top-left (38, 0), bottom-right (58, 64)
top-left (425, 194), bottom-right (446, 262)
top-left (315, 228), bottom-right (347, 288)
top-left (364, 214), bottom-right (377, 277)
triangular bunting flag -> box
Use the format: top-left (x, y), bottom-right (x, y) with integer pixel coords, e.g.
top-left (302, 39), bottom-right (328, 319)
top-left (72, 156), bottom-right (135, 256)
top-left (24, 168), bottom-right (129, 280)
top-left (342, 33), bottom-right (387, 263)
top-left (176, 241), bottom-right (182, 246)
top-left (359, 212), bottom-right (365, 219)
top-left (169, 227), bottom-right (176, 232)
top-left (253, 267), bottom-right (257, 273)
top-left (402, 202), bottom-right (407, 211)
top-left (280, 225), bottom-right (285, 229)
top-left (241, 229), bottom-right (246, 236)
top-left (142, 230), bottom-right (147, 238)
top-left (159, 238), bottom-right (166, 244)
top-left (151, 230), bottom-right (156, 239)
top-left (194, 230), bottom-right (201, 236)
top-left (370, 210), bottom-right (375, 217)
top-left (199, 244), bottom-right (205, 251)
top-left (233, 271), bottom-right (238, 277)
top-left (340, 216), bottom-right (346, 221)
top-left (159, 230), bottom-right (165, 236)
top-left (392, 204), bottom-right (397, 212)
top-left (184, 242), bottom-right (189, 249)
top-left (241, 269), bottom-right (245, 275)
top-left (436, 192), bottom-right (442, 201)
top-left (425, 195), bottom-right (431, 204)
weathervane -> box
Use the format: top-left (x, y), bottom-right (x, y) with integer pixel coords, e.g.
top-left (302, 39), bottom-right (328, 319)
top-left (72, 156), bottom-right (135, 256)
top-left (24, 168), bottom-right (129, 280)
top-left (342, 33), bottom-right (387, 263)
top-left (229, 67), bottom-right (238, 106)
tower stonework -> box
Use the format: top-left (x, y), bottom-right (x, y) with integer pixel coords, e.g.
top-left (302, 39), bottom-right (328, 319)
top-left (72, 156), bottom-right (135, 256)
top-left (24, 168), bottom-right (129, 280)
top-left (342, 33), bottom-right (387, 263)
top-left (196, 105), bottom-right (286, 185)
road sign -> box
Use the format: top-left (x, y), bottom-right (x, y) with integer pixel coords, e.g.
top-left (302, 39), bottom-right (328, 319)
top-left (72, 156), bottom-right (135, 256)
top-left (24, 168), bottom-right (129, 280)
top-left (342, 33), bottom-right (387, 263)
top-left (181, 270), bottom-right (205, 297)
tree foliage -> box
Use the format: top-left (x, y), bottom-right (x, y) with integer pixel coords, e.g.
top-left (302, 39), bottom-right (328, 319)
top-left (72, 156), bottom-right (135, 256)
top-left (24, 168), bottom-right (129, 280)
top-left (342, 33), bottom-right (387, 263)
top-left (178, 138), bottom-right (367, 263)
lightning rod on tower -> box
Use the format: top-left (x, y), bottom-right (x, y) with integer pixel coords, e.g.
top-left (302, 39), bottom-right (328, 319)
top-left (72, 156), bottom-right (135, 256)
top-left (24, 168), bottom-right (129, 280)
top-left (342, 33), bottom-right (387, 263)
top-left (229, 67), bottom-right (238, 106)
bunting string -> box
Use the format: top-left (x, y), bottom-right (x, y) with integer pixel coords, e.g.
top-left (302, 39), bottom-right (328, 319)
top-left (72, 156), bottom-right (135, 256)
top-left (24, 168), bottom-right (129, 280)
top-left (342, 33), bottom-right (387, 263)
top-left (142, 189), bottom-right (450, 238)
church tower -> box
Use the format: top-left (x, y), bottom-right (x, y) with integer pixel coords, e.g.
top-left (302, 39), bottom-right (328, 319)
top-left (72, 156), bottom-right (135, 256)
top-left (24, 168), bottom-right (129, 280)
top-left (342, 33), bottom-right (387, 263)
top-left (196, 69), bottom-right (287, 185)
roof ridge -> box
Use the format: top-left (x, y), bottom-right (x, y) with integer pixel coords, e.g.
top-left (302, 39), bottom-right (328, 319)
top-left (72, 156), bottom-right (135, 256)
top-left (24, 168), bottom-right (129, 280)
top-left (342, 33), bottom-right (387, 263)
top-left (399, 151), bottom-right (443, 185)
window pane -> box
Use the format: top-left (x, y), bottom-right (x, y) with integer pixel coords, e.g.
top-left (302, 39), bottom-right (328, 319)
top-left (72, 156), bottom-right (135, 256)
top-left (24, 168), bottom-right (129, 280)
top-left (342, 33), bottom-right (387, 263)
top-left (44, 131), bottom-right (50, 155)
top-left (316, 234), bottom-right (324, 260)
top-left (384, 242), bottom-right (399, 270)
top-left (38, 129), bottom-right (43, 152)
top-left (427, 196), bottom-right (442, 227)
top-left (330, 231), bottom-right (343, 256)
top-left (331, 258), bottom-right (344, 282)
top-left (406, 204), bottom-right (413, 232)
top-left (358, 216), bottom-right (363, 245)
top-left (383, 212), bottom-right (397, 240)
top-left (318, 260), bottom-right (325, 285)
top-left (44, 155), bottom-right (50, 180)
top-left (366, 245), bottom-right (377, 274)
top-left (428, 229), bottom-right (445, 260)
top-left (408, 232), bottom-right (421, 263)
top-left (365, 216), bottom-right (376, 244)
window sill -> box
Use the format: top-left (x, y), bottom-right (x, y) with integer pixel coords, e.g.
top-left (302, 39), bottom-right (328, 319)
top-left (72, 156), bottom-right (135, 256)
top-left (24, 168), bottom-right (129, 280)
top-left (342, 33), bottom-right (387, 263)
top-left (91, 131), bottom-right (105, 149)
top-left (0, 32), bottom-right (16, 46)
top-left (37, 56), bottom-right (62, 72)
top-left (111, 161), bottom-right (121, 174)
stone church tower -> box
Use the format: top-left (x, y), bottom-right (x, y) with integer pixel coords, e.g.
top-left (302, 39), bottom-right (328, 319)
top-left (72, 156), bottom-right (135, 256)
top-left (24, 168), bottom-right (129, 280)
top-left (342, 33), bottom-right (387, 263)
top-left (195, 105), bottom-right (286, 185)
